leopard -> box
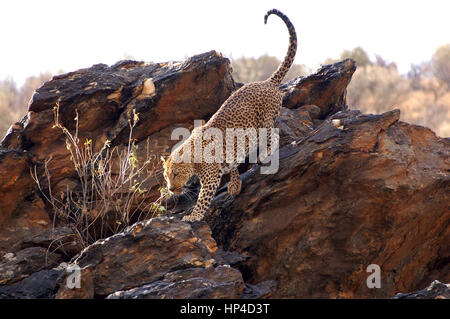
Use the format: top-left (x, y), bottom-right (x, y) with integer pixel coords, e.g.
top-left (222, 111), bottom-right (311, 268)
top-left (161, 9), bottom-right (297, 222)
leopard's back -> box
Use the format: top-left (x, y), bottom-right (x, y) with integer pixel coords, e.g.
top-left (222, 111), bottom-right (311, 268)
top-left (207, 80), bottom-right (282, 131)
top-left (205, 9), bottom-right (297, 132)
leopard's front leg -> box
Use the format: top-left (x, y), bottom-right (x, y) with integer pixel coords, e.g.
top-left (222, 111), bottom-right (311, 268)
top-left (227, 166), bottom-right (242, 196)
top-left (182, 164), bottom-right (222, 222)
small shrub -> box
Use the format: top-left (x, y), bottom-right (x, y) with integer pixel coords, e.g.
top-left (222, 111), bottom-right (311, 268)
top-left (32, 101), bottom-right (168, 248)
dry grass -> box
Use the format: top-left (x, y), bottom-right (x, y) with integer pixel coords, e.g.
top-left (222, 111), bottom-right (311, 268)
top-left (32, 102), bottom-right (168, 248)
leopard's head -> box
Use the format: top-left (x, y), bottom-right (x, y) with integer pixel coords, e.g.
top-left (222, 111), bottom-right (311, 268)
top-left (161, 150), bottom-right (194, 195)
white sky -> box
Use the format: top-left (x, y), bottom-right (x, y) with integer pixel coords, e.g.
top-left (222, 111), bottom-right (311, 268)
top-left (1, 0), bottom-right (449, 85)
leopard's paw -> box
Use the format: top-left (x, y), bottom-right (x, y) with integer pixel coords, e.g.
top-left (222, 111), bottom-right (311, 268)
top-left (182, 213), bottom-right (204, 222)
top-left (227, 179), bottom-right (242, 197)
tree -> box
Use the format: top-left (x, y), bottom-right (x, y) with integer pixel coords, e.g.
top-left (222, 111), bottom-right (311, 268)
top-left (340, 47), bottom-right (372, 67)
top-left (323, 47), bottom-right (372, 68)
top-left (0, 78), bottom-right (19, 139)
top-left (0, 73), bottom-right (52, 139)
top-left (347, 64), bottom-right (410, 114)
top-left (432, 43), bottom-right (450, 88)
top-left (408, 63), bottom-right (427, 90)
top-left (16, 72), bottom-right (52, 111)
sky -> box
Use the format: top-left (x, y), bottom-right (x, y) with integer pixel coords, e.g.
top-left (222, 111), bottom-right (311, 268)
top-left (1, 0), bottom-right (449, 86)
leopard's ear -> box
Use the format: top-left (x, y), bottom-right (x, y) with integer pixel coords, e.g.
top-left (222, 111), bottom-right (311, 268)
top-left (160, 155), bottom-right (166, 164)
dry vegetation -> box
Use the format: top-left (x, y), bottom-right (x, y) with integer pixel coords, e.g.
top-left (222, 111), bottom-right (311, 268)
top-left (31, 103), bottom-right (167, 247)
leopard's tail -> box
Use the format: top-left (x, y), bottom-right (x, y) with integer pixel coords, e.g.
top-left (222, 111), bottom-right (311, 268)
top-left (264, 9), bottom-right (297, 86)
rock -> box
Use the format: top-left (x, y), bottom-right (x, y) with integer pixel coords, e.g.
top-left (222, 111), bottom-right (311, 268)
top-left (20, 226), bottom-right (81, 257)
top-left (0, 52), bottom-right (246, 295)
top-left (55, 265), bottom-right (94, 299)
top-left (0, 247), bottom-right (63, 286)
top-left (55, 217), bottom-right (226, 298)
top-left (0, 150), bottom-right (33, 225)
top-left (1, 52), bottom-right (354, 203)
top-left (280, 58), bottom-right (356, 119)
top-left (0, 195), bottom-right (53, 256)
top-left (300, 105), bottom-right (321, 120)
top-left (205, 109), bottom-right (449, 298)
top-left (242, 281), bottom-right (277, 299)
top-left (107, 265), bottom-right (244, 299)
top-left (392, 280), bottom-right (450, 299)
top-left (0, 150), bottom-right (54, 255)
top-left (0, 268), bottom-right (62, 299)
top-left (276, 107), bottom-right (315, 147)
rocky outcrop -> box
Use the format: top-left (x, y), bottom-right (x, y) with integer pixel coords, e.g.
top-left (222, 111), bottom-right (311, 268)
top-left (0, 51), bottom-right (448, 299)
top-left (205, 109), bottom-right (449, 298)
top-left (0, 150), bottom-right (53, 255)
top-left (0, 268), bottom-right (62, 299)
top-left (0, 247), bottom-right (62, 286)
top-left (280, 58), bottom-right (355, 119)
top-left (107, 265), bottom-right (244, 299)
top-left (392, 280), bottom-right (450, 299)
top-left (55, 217), bottom-right (243, 298)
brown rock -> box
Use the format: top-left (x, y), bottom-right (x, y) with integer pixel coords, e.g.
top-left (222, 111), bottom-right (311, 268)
top-left (55, 217), bottom-right (223, 297)
top-left (0, 53), bottom-right (353, 222)
top-left (0, 149), bottom-right (53, 255)
top-left (0, 247), bottom-right (63, 285)
top-left (276, 107), bottom-right (315, 147)
top-left (0, 194), bottom-right (54, 255)
top-left (0, 52), bottom-right (351, 257)
top-left (106, 265), bottom-right (244, 299)
top-left (20, 226), bottom-right (81, 257)
top-left (55, 266), bottom-right (94, 299)
top-left (0, 268), bottom-right (63, 299)
top-left (280, 58), bottom-right (356, 119)
top-left (205, 109), bottom-right (449, 298)
top-left (392, 280), bottom-right (450, 299)
top-left (0, 150), bottom-right (34, 226)
top-left (300, 104), bottom-right (321, 119)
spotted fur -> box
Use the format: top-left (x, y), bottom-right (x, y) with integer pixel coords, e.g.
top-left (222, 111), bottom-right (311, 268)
top-left (162, 9), bottom-right (297, 221)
